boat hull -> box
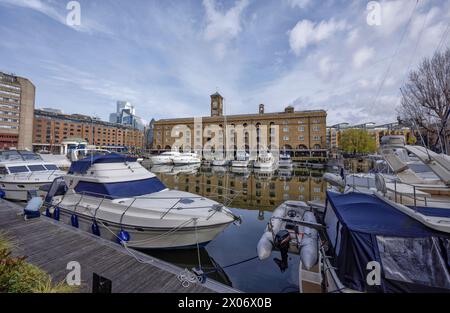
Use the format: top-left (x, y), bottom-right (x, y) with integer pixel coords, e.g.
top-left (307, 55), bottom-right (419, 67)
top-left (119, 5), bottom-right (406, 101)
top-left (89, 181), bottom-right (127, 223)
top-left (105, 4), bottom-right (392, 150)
top-left (231, 161), bottom-right (249, 167)
top-left (150, 158), bottom-right (173, 165)
top-left (53, 207), bottom-right (231, 249)
top-left (1, 182), bottom-right (49, 201)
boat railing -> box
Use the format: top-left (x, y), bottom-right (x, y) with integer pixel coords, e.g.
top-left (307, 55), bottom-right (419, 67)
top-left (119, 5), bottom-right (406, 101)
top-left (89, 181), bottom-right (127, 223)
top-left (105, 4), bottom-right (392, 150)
top-left (68, 190), bottom-right (236, 225)
top-left (9, 169), bottom-right (62, 181)
top-left (348, 173), bottom-right (450, 208)
top-left (386, 178), bottom-right (450, 208)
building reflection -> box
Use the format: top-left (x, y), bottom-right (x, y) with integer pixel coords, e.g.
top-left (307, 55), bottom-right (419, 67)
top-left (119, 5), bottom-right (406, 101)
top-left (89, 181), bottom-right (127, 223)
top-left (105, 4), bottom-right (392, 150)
top-left (149, 164), bottom-right (326, 212)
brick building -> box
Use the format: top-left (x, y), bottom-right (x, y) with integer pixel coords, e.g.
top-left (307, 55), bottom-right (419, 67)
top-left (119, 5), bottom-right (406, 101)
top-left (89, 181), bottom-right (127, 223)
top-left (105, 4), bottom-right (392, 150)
top-left (33, 109), bottom-right (144, 153)
top-left (153, 92), bottom-right (327, 161)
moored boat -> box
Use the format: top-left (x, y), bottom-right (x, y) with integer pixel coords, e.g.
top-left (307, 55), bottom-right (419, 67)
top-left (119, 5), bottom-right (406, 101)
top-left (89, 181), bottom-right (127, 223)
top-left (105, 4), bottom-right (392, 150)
top-left (0, 150), bottom-right (65, 201)
top-left (42, 150), bottom-right (238, 249)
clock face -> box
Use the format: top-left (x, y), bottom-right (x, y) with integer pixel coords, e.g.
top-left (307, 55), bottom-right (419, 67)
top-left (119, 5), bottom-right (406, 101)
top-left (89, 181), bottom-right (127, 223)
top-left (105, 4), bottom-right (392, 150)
top-left (212, 101), bottom-right (218, 108)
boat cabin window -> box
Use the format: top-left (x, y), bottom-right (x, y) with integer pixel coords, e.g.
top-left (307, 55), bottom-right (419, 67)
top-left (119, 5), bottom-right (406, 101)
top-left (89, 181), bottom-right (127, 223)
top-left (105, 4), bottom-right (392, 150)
top-left (28, 165), bottom-right (47, 172)
top-left (0, 166), bottom-right (7, 175)
top-left (8, 166), bottom-right (30, 174)
top-left (44, 164), bottom-right (58, 171)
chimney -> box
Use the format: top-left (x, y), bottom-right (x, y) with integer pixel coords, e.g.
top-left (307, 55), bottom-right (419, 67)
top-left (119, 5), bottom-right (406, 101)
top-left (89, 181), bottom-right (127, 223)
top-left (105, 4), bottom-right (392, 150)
top-left (259, 104), bottom-right (264, 114)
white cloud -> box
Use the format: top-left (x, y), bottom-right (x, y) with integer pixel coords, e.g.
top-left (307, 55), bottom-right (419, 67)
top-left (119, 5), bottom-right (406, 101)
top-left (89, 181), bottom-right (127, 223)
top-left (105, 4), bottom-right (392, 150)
top-left (203, 0), bottom-right (249, 58)
top-left (375, 0), bottom-right (419, 36)
top-left (287, 0), bottom-right (311, 9)
top-left (289, 18), bottom-right (347, 55)
top-left (353, 46), bottom-right (375, 69)
top-left (318, 56), bottom-right (339, 81)
top-left (346, 28), bottom-right (359, 45)
top-left (0, 0), bottom-right (109, 34)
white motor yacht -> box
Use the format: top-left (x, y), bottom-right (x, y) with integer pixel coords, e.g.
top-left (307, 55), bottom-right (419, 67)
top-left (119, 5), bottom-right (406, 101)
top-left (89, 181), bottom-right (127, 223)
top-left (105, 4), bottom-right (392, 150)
top-left (172, 153), bottom-right (201, 165)
top-left (212, 158), bottom-right (229, 166)
top-left (324, 135), bottom-right (450, 233)
top-left (150, 151), bottom-right (181, 165)
top-left (254, 152), bottom-right (276, 169)
top-left (42, 150), bottom-right (237, 249)
top-left (0, 150), bottom-right (65, 201)
top-left (278, 153), bottom-right (293, 169)
top-left (231, 152), bottom-right (250, 168)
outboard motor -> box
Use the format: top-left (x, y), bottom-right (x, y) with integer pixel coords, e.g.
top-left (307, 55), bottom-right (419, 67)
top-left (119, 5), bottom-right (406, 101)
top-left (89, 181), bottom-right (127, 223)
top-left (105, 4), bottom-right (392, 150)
top-left (273, 229), bottom-right (290, 272)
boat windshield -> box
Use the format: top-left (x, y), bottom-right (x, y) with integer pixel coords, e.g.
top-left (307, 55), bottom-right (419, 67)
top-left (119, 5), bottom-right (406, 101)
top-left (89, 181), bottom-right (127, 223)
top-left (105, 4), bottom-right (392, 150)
top-left (44, 164), bottom-right (58, 171)
top-left (0, 150), bottom-right (42, 162)
top-left (28, 165), bottom-right (47, 172)
top-left (8, 166), bottom-right (30, 174)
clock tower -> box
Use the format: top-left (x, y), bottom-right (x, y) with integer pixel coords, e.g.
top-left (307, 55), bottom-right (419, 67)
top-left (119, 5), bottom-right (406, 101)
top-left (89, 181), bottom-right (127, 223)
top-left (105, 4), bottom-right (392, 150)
top-left (210, 92), bottom-right (223, 117)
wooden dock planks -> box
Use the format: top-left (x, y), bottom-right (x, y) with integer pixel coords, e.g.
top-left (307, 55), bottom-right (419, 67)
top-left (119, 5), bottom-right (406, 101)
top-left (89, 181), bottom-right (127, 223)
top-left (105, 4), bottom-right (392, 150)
top-left (0, 199), bottom-right (239, 293)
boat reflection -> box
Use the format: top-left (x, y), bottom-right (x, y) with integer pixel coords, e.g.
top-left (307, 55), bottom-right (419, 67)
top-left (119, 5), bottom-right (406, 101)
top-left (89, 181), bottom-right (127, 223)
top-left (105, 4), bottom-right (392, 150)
top-left (144, 163), bottom-right (326, 212)
top-left (140, 247), bottom-right (232, 287)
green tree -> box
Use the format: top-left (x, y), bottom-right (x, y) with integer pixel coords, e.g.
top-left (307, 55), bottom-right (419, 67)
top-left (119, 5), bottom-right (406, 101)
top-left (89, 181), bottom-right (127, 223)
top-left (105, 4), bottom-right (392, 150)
top-left (340, 129), bottom-right (376, 154)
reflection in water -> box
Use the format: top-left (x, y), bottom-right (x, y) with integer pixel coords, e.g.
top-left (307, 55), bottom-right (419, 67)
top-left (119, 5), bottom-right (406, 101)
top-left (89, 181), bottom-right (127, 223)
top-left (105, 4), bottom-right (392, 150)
top-left (143, 162), bottom-right (326, 293)
top-left (142, 248), bottom-right (232, 287)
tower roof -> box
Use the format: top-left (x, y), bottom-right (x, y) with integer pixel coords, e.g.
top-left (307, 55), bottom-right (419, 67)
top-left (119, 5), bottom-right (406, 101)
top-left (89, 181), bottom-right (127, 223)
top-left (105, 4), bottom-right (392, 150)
top-left (210, 92), bottom-right (223, 98)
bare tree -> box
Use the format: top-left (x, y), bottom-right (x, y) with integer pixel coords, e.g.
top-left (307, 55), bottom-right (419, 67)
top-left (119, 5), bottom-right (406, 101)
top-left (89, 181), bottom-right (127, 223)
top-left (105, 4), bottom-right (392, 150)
top-left (399, 48), bottom-right (450, 154)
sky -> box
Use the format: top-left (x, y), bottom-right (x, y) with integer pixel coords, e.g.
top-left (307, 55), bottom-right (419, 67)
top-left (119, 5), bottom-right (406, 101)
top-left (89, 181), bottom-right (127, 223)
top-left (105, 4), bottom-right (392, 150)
top-left (0, 0), bottom-right (449, 126)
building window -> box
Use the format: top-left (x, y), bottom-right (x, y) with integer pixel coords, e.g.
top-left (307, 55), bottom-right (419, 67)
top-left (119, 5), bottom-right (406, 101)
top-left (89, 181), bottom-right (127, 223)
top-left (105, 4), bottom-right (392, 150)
top-left (313, 126), bottom-right (320, 132)
top-left (283, 136), bottom-right (289, 141)
top-left (298, 120), bottom-right (305, 124)
top-left (313, 136), bottom-right (320, 141)
top-left (314, 187), bottom-right (321, 193)
top-left (298, 126), bottom-right (304, 132)
top-left (283, 127), bottom-right (289, 132)
top-left (298, 136), bottom-right (304, 141)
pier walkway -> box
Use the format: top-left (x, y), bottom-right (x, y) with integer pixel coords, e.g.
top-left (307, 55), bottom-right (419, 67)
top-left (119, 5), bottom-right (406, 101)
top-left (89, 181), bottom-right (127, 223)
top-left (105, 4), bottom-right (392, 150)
top-left (0, 199), bottom-right (239, 293)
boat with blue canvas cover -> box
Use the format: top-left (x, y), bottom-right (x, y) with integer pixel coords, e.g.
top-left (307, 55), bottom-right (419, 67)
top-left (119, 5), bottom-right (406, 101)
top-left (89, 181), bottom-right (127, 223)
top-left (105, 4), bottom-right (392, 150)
top-left (42, 150), bottom-right (238, 249)
top-left (324, 135), bottom-right (450, 233)
top-left (321, 190), bottom-right (450, 293)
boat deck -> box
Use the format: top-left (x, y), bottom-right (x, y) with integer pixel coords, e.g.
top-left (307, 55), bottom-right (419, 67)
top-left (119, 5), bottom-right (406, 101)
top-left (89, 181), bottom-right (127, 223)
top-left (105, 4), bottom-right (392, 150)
top-left (0, 199), bottom-right (239, 293)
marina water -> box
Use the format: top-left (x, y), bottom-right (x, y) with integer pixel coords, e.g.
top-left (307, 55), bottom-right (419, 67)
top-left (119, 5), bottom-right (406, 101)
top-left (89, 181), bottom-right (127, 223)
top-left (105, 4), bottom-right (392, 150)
top-left (142, 163), bottom-right (326, 293)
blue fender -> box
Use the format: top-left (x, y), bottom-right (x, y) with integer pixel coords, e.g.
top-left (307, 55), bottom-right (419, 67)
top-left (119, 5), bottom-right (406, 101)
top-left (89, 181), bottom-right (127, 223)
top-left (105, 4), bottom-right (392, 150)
top-left (71, 214), bottom-right (79, 228)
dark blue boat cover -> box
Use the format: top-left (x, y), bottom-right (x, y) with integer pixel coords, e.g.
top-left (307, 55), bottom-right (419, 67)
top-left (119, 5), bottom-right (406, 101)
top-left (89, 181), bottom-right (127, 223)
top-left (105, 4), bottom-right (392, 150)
top-left (69, 153), bottom-right (137, 174)
top-left (74, 177), bottom-right (166, 199)
top-left (325, 191), bottom-right (450, 293)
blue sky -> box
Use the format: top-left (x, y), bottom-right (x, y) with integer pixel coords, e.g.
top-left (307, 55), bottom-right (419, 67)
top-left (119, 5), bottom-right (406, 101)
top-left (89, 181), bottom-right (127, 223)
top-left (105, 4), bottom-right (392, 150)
top-left (0, 0), bottom-right (449, 125)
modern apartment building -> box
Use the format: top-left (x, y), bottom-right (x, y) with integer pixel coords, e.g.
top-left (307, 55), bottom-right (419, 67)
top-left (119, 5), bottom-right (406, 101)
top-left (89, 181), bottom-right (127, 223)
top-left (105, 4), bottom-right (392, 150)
top-left (109, 100), bottom-right (145, 131)
top-left (33, 109), bottom-right (145, 153)
top-left (0, 71), bottom-right (35, 150)
top-left (153, 92), bottom-right (327, 161)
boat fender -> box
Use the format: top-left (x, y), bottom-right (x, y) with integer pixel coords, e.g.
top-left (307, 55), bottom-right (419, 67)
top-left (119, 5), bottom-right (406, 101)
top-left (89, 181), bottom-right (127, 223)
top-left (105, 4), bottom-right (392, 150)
top-left (117, 230), bottom-right (130, 244)
top-left (257, 232), bottom-right (273, 260)
top-left (45, 206), bottom-right (52, 218)
top-left (53, 207), bottom-right (60, 221)
top-left (0, 189), bottom-right (5, 199)
top-left (299, 211), bottom-right (318, 270)
top-left (91, 221), bottom-right (100, 236)
top-left (23, 197), bottom-right (42, 220)
top-left (71, 214), bottom-right (79, 228)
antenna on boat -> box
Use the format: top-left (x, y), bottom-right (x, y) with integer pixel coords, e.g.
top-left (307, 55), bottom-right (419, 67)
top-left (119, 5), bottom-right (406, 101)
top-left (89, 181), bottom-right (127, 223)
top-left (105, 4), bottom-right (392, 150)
top-left (408, 117), bottom-right (432, 162)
